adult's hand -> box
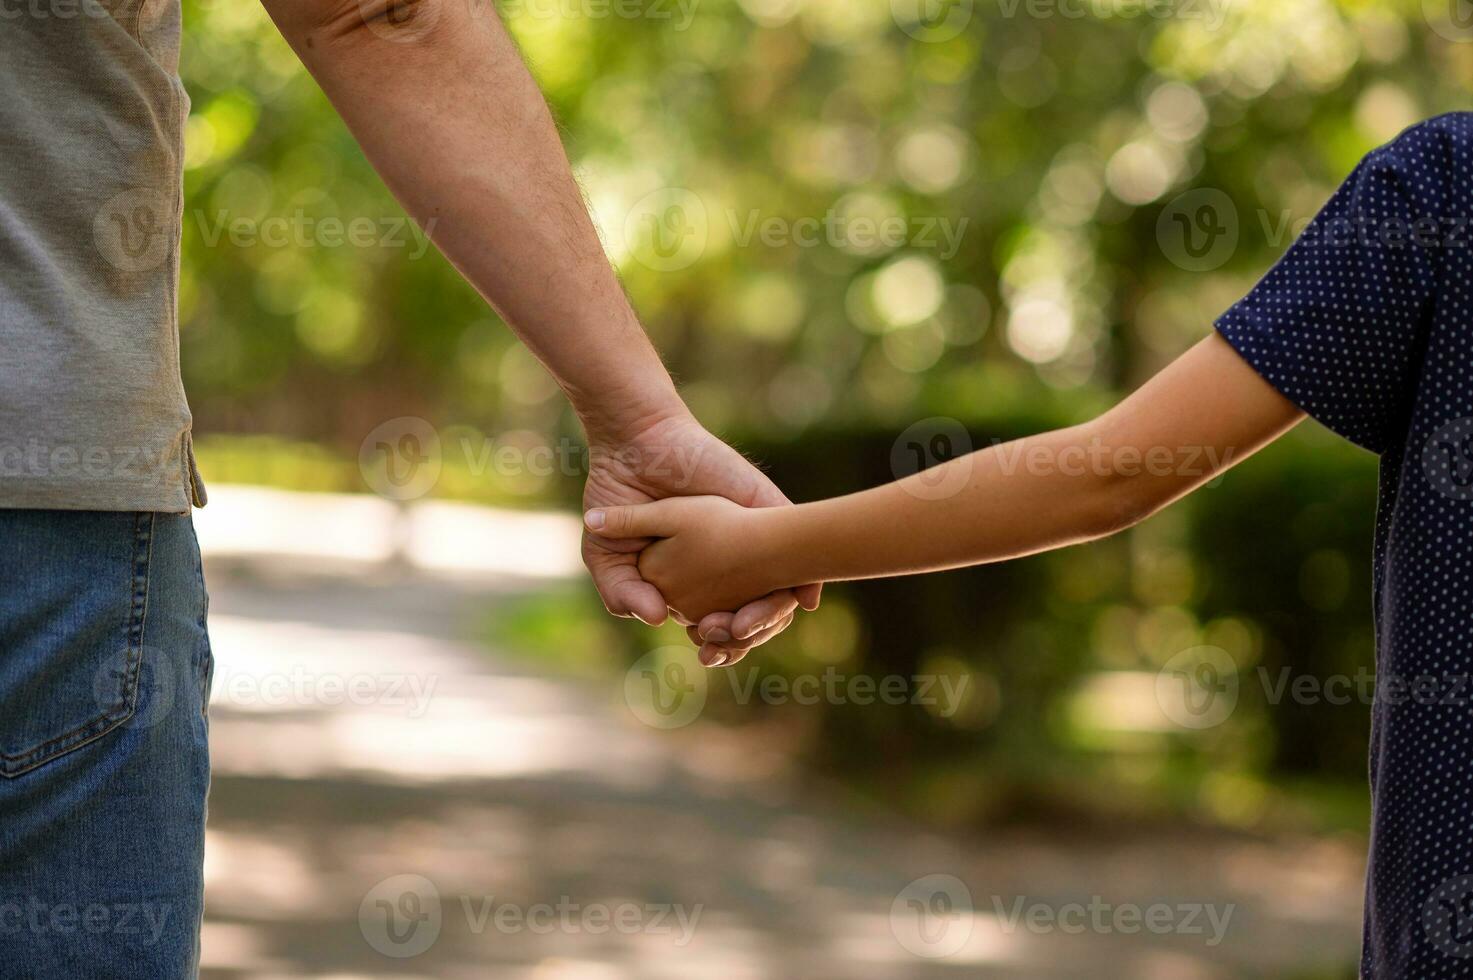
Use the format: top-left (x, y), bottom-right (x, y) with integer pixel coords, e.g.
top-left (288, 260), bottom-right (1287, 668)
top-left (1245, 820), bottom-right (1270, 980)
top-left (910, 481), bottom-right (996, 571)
top-left (582, 412), bottom-right (820, 667)
top-left (258, 0), bottom-right (815, 663)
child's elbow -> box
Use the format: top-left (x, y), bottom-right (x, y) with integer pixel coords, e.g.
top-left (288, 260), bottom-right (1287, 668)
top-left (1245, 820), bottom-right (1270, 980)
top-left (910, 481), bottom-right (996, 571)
top-left (1086, 479), bottom-right (1160, 539)
top-left (1076, 432), bottom-right (1174, 539)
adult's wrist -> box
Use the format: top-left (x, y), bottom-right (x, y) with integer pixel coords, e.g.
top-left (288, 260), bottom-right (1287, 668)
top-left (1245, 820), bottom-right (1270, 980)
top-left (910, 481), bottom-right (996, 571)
top-left (573, 378), bottom-right (689, 450)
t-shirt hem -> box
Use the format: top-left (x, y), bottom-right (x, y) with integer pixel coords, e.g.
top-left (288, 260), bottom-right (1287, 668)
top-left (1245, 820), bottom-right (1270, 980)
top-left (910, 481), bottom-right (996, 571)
top-left (0, 480), bottom-right (196, 513)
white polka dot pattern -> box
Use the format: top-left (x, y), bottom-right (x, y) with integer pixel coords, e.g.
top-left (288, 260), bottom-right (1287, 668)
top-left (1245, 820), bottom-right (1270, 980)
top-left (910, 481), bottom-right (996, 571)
top-left (1216, 112), bottom-right (1473, 977)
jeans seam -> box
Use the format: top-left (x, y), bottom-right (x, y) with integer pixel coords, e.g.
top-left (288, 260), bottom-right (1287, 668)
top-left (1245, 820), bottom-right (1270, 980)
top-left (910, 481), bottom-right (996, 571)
top-left (191, 518), bottom-right (212, 719)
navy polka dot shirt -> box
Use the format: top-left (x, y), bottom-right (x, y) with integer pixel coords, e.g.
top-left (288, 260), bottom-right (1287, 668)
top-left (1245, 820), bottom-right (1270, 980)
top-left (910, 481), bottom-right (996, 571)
top-left (1215, 111), bottom-right (1473, 977)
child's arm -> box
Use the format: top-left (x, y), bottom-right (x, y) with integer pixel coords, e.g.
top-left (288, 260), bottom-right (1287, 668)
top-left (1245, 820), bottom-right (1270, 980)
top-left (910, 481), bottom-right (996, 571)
top-left (587, 333), bottom-right (1306, 620)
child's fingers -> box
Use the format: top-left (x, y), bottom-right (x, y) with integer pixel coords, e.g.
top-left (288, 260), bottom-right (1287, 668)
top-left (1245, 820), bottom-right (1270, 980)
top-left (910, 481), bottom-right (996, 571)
top-left (584, 500), bottom-right (677, 539)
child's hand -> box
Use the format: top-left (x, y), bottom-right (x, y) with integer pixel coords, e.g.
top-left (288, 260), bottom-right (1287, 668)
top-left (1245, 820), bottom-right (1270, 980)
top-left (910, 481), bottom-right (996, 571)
top-left (585, 496), bottom-right (782, 624)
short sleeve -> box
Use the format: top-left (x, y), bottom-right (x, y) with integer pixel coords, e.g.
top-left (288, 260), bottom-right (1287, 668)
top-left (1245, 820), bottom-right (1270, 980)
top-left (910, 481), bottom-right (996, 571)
top-left (1215, 124), bottom-right (1449, 455)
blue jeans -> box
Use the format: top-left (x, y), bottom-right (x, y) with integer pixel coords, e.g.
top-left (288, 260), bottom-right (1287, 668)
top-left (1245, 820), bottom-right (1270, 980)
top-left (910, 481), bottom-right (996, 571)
top-left (0, 511), bottom-right (212, 978)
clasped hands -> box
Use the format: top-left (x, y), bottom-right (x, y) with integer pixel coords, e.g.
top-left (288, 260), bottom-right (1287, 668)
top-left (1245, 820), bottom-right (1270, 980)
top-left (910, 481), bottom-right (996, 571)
top-left (580, 412), bottom-right (818, 668)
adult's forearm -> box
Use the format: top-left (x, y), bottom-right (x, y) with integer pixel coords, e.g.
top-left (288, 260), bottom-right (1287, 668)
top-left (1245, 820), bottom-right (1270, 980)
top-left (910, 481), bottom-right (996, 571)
top-left (261, 0), bottom-right (684, 441)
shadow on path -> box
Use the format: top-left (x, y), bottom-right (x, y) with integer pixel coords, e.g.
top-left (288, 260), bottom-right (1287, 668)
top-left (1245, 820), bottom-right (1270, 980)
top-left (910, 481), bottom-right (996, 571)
top-left (197, 553), bottom-right (1364, 980)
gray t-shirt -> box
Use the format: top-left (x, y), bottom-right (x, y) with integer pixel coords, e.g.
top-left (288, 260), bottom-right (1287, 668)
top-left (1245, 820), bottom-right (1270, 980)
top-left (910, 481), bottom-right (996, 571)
top-left (1, 0), bottom-right (204, 512)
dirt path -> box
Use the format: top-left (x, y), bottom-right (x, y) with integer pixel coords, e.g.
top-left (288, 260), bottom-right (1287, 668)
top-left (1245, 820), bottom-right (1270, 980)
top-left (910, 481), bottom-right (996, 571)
top-left (193, 489), bottom-right (1365, 979)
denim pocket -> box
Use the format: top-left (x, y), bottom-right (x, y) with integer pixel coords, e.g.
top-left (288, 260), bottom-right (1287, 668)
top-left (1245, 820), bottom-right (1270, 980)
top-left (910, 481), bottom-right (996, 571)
top-left (0, 512), bottom-right (154, 778)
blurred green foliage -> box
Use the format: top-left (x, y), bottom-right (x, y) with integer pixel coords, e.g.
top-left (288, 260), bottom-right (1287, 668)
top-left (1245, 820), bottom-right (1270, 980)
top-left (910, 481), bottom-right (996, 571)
top-left (179, 0), bottom-right (1472, 835)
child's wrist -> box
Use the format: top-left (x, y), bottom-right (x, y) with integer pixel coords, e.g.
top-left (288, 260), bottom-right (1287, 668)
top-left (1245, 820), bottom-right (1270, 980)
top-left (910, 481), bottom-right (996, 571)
top-left (749, 503), bottom-right (813, 592)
